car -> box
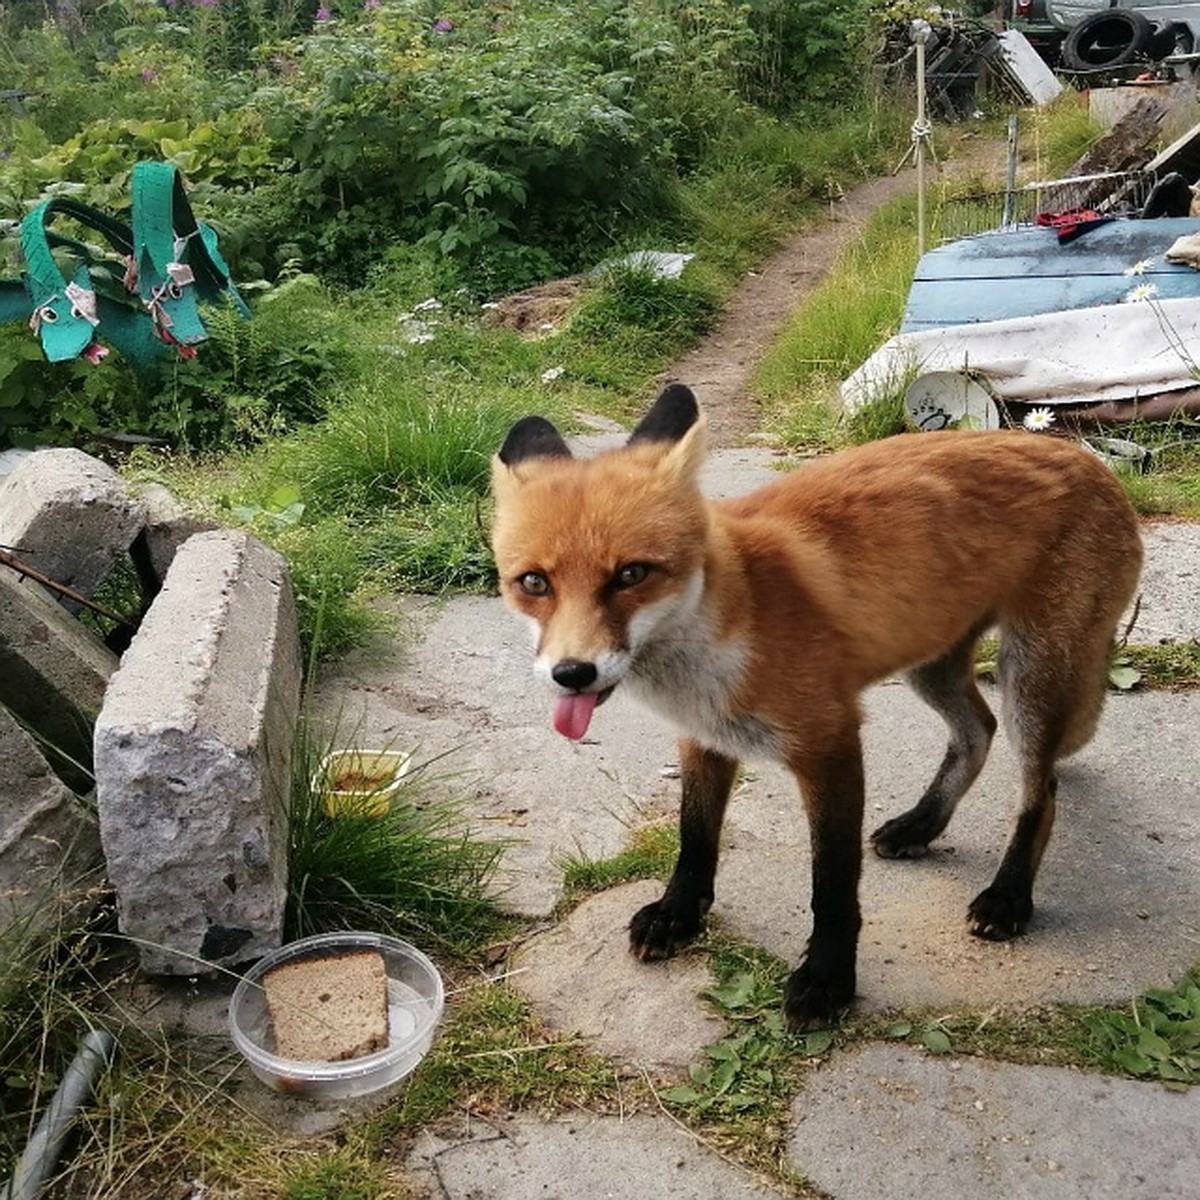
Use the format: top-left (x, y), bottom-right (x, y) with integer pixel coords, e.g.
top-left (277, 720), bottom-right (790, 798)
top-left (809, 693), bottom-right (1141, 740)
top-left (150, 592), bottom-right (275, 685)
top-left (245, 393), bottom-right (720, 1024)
top-left (1044, 0), bottom-right (1200, 71)
top-left (1009, 0), bottom-right (1068, 64)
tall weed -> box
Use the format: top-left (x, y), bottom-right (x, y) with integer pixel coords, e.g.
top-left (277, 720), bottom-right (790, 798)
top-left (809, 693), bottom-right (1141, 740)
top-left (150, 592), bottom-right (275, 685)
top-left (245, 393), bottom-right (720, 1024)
top-left (756, 195), bottom-right (919, 447)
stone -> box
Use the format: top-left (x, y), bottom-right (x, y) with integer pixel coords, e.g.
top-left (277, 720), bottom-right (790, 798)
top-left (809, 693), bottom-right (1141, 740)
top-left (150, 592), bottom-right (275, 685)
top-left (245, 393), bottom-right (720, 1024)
top-left (129, 482), bottom-right (217, 590)
top-left (0, 447), bottom-right (147, 607)
top-left (0, 563), bottom-right (118, 792)
top-left (1128, 521), bottom-right (1200, 643)
top-left (511, 880), bottom-right (725, 1076)
top-left (788, 1044), bottom-right (1200, 1200)
top-left (94, 530), bottom-right (302, 975)
top-left (0, 706), bottom-right (101, 944)
top-left (406, 1113), bottom-right (777, 1199)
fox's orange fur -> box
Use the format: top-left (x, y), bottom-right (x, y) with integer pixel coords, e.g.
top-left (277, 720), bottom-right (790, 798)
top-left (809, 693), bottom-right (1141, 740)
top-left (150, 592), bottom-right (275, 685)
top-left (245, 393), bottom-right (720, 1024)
top-left (491, 385), bottom-right (1143, 1027)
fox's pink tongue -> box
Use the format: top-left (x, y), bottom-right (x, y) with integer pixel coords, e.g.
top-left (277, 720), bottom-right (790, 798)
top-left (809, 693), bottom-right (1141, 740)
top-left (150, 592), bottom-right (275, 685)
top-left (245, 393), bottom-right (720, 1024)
top-left (553, 692), bottom-right (598, 740)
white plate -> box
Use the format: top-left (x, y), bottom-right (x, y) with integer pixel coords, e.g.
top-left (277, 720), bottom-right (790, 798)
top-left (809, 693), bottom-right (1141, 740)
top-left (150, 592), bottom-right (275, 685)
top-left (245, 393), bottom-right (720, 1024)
top-left (905, 371), bottom-right (1001, 432)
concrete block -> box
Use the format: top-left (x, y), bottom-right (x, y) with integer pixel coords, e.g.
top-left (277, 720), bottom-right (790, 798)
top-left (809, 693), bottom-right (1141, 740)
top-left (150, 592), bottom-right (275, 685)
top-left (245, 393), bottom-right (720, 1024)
top-left (0, 565), bottom-right (118, 793)
top-left (130, 482), bottom-right (218, 588)
top-left (0, 448), bottom-right (147, 607)
top-left (0, 706), bottom-right (101, 946)
top-left (95, 530), bottom-right (301, 975)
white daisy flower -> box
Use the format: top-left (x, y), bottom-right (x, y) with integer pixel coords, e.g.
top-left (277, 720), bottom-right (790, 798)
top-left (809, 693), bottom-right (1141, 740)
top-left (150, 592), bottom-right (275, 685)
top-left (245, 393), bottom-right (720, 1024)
top-left (541, 366), bottom-right (565, 382)
top-left (1123, 283), bottom-right (1159, 303)
top-left (1023, 407), bottom-right (1056, 432)
top-left (1123, 258), bottom-right (1155, 276)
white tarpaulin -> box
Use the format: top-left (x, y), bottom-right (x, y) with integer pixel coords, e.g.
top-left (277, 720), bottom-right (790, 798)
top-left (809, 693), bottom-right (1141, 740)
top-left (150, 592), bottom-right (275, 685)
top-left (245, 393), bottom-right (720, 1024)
top-left (841, 296), bottom-right (1200, 412)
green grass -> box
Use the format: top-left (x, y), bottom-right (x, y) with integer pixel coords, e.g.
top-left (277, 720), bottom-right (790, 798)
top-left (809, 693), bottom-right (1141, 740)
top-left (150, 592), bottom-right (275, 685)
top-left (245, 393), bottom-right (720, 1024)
top-left (558, 821), bottom-right (680, 905)
top-left (755, 195), bottom-right (920, 450)
top-left (286, 722), bottom-right (509, 956)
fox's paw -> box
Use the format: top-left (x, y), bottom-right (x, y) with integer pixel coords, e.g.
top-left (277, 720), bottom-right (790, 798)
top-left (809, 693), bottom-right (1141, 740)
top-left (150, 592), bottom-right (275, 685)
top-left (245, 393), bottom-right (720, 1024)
top-left (869, 811), bottom-right (937, 859)
top-left (967, 885), bottom-right (1033, 941)
top-left (783, 961), bottom-right (855, 1032)
top-left (629, 895), bottom-right (705, 961)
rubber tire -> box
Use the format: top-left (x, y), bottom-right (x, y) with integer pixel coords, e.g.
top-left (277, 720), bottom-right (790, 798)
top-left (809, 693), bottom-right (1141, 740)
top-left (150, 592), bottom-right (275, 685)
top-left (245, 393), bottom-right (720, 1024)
top-left (1061, 10), bottom-right (1154, 71)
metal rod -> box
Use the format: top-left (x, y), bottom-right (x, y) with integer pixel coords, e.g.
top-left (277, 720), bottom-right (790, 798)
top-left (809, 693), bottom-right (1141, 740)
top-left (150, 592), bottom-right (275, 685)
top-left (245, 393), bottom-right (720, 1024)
top-left (2, 1029), bottom-right (116, 1200)
top-left (916, 36), bottom-right (927, 257)
top-left (1002, 115), bottom-right (1019, 227)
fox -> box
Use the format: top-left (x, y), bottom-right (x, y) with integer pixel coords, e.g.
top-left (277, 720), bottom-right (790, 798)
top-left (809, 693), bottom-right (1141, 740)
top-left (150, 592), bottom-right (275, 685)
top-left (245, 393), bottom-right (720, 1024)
top-left (489, 383), bottom-right (1143, 1028)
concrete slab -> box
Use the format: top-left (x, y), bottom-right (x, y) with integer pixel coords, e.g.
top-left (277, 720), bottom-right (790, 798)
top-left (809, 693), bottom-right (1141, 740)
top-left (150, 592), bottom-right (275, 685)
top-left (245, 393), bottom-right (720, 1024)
top-left (406, 1113), bottom-right (782, 1198)
top-left (1128, 520), bottom-right (1200, 643)
top-left (0, 447), bottom-right (146, 606)
top-left (95, 530), bottom-right (301, 975)
top-left (511, 881), bottom-right (725, 1076)
top-left (788, 1044), bottom-right (1200, 1199)
top-left (0, 705), bottom-right (100, 939)
top-left (714, 685), bottom-right (1200, 1011)
top-left (0, 561), bottom-right (118, 792)
top-left (130, 481), bottom-right (218, 587)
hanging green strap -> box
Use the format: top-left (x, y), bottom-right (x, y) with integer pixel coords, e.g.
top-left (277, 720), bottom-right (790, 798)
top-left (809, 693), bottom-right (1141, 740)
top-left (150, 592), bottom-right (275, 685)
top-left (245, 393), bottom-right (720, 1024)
top-left (19, 198), bottom-right (141, 363)
top-left (130, 161), bottom-right (250, 347)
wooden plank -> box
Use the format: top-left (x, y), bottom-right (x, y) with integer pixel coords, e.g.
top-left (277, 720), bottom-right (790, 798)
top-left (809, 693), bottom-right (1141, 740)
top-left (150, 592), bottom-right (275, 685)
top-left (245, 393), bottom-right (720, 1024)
top-left (902, 272), bottom-right (1200, 329)
top-left (903, 219), bottom-right (1200, 330)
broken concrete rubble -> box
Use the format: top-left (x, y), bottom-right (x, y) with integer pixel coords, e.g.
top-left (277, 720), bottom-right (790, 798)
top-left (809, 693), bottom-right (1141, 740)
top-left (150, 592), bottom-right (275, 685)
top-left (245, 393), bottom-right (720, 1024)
top-left (0, 448), bottom-right (147, 611)
top-left (0, 704), bottom-right (101, 944)
top-left (94, 530), bottom-right (301, 975)
top-left (129, 481), bottom-right (218, 592)
top-left (0, 564), bottom-right (118, 792)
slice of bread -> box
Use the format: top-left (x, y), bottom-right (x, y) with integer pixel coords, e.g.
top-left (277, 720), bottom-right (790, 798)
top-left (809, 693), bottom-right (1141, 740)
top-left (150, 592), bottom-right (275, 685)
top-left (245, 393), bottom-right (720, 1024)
top-left (264, 949), bottom-right (390, 1062)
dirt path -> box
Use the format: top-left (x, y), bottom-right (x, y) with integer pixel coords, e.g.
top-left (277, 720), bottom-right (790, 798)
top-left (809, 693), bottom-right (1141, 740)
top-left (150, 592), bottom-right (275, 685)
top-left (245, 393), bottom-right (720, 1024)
top-left (660, 171), bottom-right (917, 447)
top-left (671, 133), bottom-right (1008, 448)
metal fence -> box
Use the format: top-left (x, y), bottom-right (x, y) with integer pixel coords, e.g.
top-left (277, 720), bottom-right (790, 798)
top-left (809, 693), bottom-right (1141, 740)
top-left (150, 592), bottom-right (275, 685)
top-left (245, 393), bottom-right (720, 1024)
top-left (936, 170), bottom-right (1160, 242)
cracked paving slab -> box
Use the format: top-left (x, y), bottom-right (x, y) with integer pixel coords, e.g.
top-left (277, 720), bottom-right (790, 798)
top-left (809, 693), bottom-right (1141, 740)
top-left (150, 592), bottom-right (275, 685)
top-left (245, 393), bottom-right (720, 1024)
top-left (406, 1112), bottom-right (784, 1198)
top-left (788, 1044), bottom-right (1200, 1199)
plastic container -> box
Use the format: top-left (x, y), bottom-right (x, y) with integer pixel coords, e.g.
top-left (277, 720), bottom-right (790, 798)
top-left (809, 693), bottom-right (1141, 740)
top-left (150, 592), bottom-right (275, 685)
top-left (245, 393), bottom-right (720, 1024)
top-left (314, 749), bottom-right (413, 817)
top-left (228, 931), bottom-right (444, 1098)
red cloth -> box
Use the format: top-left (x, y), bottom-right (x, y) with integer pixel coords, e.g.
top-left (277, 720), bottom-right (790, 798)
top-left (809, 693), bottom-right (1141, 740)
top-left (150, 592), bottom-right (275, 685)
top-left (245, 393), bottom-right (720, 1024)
top-left (1035, 209), bottom-right (1114, 244)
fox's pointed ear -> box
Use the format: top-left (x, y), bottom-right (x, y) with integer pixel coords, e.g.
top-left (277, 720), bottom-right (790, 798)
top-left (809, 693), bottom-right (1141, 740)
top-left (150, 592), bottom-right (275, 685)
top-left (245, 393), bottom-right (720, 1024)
top-left (498, 416), bottom-right (573, 467)
top-left (493, 416), bottom-right (572, 500)
top-left (629, 384), bottom-right (707, 487)
top-left (628, 383), bottom-right (700, 446)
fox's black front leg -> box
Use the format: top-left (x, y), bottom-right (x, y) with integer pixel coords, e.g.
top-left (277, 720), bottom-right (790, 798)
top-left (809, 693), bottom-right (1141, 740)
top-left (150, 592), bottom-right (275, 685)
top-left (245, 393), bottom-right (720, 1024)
top-left (784, 733), bottom-right (865, 1029)
top-left (629, 741), bottom-right (738, 960)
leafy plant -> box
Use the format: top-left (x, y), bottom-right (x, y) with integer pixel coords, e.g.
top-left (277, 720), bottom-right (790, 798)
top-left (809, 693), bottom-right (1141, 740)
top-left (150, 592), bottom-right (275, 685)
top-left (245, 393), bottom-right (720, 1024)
top-left (1107, 653), bottom-right (1143, 692)
top-left (658, 943), bottom-right (833, 1129)
top-left (1084, 975), bottom-right (1200, 1087)
top-left (882, 1018), bottom-right (955, 1055)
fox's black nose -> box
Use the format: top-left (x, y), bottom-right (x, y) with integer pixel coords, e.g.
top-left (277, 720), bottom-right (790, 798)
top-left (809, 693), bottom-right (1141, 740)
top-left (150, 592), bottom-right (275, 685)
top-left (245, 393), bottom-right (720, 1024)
top-left (552, 659), bottom-right (598, 690)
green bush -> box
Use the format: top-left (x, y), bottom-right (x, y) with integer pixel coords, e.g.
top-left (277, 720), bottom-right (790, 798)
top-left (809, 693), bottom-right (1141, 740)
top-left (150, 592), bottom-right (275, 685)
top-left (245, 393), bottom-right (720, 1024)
top-left (0, 276), bottom-right (350, 451)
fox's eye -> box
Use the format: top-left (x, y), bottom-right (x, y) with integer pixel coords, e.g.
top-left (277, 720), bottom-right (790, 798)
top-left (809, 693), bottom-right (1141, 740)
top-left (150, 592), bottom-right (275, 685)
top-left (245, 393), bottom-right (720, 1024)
top-left (613, 563), bottom-right (650, 589)
top-left (518, 571), bottom-right (550, 596)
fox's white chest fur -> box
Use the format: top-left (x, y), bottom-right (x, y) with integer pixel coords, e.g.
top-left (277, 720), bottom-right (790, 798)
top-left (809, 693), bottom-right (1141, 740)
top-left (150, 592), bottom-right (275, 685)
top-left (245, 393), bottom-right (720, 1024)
top-left (626, 616), bottom-right (781, 761)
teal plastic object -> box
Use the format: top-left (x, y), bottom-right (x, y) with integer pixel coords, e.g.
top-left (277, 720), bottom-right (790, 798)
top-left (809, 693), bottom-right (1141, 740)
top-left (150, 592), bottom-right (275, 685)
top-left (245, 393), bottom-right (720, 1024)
top-left (130, 162), bottom-right (250, 347)
top-left (20, 200), bottom-right (128, 362)
top-left (15, 199), bottom-right (169, 369)
top-left (2, 160), bottom-right (250, 370)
